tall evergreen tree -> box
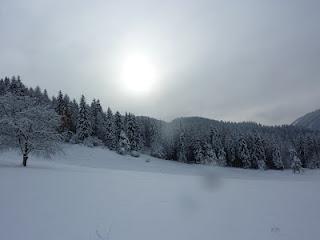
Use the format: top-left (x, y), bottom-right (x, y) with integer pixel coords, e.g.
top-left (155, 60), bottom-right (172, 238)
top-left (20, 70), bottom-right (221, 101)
top-left (272, 144), bottom-right (284, 170)
top-left (105, 107), bottom-right (116, 149)
top-left (55, 90), bottom-right (64, 115)
top-left (125, 113), bottom-right (142, 151)
top-left (114, 111), bottom-right (123, 144)
top-left (76, 95), bottom-right (92, 141)
top-left (252, 133), bottom-right (266, 169)
top-left (238, 135), bottom-right (251, 168)
top-left (178, 130), bottom-right (188, 163)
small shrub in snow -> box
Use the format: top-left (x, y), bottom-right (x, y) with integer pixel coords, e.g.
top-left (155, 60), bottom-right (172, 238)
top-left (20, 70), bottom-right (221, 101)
top-left (83, 136), bottom-right (104, 148)
top-left (118, 147), bottom-right (126, 155)
top-left (257, 159), bottom-right (267, 170)
top-left (131, 150), bottom-right (140, 158)
top-left (69, 134), bottom-right (79, 144)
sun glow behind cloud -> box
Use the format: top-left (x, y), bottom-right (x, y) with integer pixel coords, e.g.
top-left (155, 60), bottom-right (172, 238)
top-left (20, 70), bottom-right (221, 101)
top-left (119, 52), bottom-right (158, 96)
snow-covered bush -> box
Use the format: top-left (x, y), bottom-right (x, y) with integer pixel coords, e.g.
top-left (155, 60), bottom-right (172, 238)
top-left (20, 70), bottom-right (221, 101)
top-left (69, 134), bottom-right (79, 144)
top-left (257, 159), bottom-right (267, 170)
top-left (83, 136), bottom-right (104, 148)
top-left (131, 150), bottom-right (140, 158)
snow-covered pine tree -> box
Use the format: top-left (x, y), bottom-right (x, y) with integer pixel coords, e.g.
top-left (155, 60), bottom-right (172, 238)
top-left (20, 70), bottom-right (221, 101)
top-left (42, 89), bottom-right (50, 103)
top-left (90, 99), bottom-right (106, 141)
top-left (304, 135), bottom-right (317, 168)
top-left (125, 113), bottom-right (142, 151)
top-left (223, 132), bottom-right (236, 166)
top-left (307, 153), bottom-right (320, 169)
top-left (76, 95), bottom-right (92, 142)
top-left (210, 127), bottom-right (226, 165)
top-left (8, 76), bottom-right (26, 96)
top-left (217, 148), bottom-right (227, 166)
top-left (203, 142), bottom-right (216, 165)
top-left (150, 140), bottom-right (166, 159)
top-left (193, 139), bottom-right (204, 164)
top-left (55, 90), bottom-right (64, 115)
top-left (114, 111), bottom-right (123, 144)
top-left (0, 78), bottom-right (6, 95)
top-left (178, 130), bottom-right (188, 163)
top-left (105, 107), bottom-right (116, 150)
top-left (33, 86), bottom-right (42, 100)
top-left (252, 133), bottom-right (266, 170)
top-left (272, 144), bottom-right (284, 170)
top-left (118, 130), bottom-right (130, 155)
top-left (290, 148), bottom-right (303, 174)
top-left (238, 135), bottom-right (251, 168)
top-left (150, 121), bottom-right (165, 158)
top-left (69, 99), bottom-right (79, 133)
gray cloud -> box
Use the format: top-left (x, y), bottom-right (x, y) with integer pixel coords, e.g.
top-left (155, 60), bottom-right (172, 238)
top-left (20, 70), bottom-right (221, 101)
top-left (1, 0), bottom-right (320, 125)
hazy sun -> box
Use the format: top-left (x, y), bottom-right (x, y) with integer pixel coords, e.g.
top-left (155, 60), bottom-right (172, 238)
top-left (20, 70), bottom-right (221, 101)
top-left (120, 53), bottom-right (157, 95)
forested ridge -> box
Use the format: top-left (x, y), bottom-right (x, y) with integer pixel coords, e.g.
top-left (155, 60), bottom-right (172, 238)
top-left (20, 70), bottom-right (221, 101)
top-left (1, 76), bottom-right (319, 170)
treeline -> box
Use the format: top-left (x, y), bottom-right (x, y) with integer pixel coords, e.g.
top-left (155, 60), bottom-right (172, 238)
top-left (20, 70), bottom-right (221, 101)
top-left (1, 76), bottom-right (320, 170)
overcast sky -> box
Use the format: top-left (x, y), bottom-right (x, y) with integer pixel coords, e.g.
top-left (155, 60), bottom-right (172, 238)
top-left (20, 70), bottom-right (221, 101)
top-left (1, 0), bottom-right (320, 125)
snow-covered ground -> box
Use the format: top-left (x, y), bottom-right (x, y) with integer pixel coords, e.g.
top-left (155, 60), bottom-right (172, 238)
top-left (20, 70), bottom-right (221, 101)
top-left (0, 145), bottom-right (319, 240)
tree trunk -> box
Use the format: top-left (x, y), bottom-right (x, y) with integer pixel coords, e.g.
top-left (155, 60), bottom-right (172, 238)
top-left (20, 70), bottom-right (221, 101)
top-left (22, 154), bottom-right (28, 167)
top-left (22, 141), bottom-right (29, 167)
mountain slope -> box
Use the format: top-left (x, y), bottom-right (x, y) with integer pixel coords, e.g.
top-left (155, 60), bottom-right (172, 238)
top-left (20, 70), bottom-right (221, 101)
top-left (292, 109), bottom-right (320, 131)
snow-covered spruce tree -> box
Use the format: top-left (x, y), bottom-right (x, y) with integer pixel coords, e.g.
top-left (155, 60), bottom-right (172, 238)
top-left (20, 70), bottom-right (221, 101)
top-left (304, 135), bottom-right (318, 168)
top-left (90, 99), bottom-right (107, 141)
top-left (7, 76), bottom-right (26, 96)
top-left (295, 134), bottom-right (310, 168)
top-left (53, 91), bottom-right (73, 136)
top-left (209, 128), bottom-right (219, 156)
top-left (105, 107), bottom-right (117, 150)
top-left (114, 111), bottom-right (123, 144)
top-left (252, 133), bottom-right (266, 170)
top-left (151, 140), bottom-right (166, 159)
top-left (272, 144), bottom-right (284, 170)
top-left (223, 132), bottom-right (235, 166)
top-left (55, 90), bottom-right (65, 115)
top-left (118, 130), bottom-right (130, 155)
top-left (290, 149), bottom-right (303, 174)
top-left (217, 148), bottom-right (227, 166)
top-left (0, 93), bottom-right (61, 166)
top-left (69, 99), bottom-right (79, 133)
top-left (237, 135), bottom-right (251, 169)
top-left (203, 142), bottom-right (217, 165)
top-left (193, 139), bottom-right (204, 164)
top-left (76, 95), bottom-right (92, 142)
top-left (0, 78), bottom-right (6, 95)
top-left (307, 153), bottom-right (320, 169)
top-left (42, 89), bottom-right (50, 104)
top-left (150, 122), bottom-right (166, 158)
top-left (90, 99), bottom-right (101, 136)
top-left (125, 113), bottom-right (142, 151)
top-left (210, 128), bottom-right (226, 165)
top-left (178, 130), bottom-right (188, 163)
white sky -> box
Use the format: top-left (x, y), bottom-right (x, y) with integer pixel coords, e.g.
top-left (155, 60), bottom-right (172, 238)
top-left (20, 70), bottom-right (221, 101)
top-left (1, 0), bottom-right (320, 125)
